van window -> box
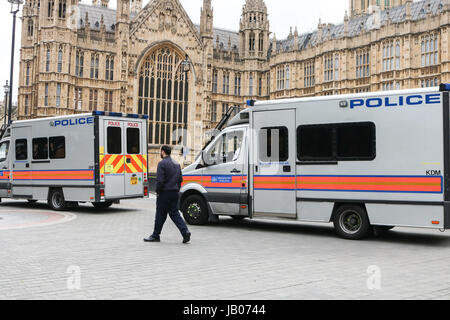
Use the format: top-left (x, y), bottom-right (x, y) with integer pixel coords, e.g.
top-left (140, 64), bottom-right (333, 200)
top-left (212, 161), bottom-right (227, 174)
top-left (259, 126), bottom-right (289, 162)
top-left (0, 141), bottom-right (10, 162)
top-left (33, 138), bottom-right (48, 160)
top-left (107, 127), bottom-right (122, 154)
top-left (127, 128), bottom-right (140, 154)
top-left (337, 123), bottom-right (375, 160)
top-left (297, 125), bottom-right (333, 160)
top-left (15, 139), bottom-right (27, 160)
top-left (49, 136), bottom-right (65, 159)
top-left (297, 122), bottom-right (376, 162)
top-left (204, 135), bottom-right (223, 166)
top-left (221, 131), bottom-right (244, 163)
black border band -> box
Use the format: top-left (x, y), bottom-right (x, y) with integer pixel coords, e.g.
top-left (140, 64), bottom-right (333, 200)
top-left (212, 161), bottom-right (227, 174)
top-left (443, 91), bottom-right (450, 228)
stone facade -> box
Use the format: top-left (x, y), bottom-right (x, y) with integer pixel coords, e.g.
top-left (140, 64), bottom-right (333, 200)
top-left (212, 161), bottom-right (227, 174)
top-left (17, 0), bottom-right (450, 170)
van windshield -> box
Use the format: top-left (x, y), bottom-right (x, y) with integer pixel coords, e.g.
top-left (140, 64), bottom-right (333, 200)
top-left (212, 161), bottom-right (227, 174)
top-left (0, 141), bottom-right (10, 163)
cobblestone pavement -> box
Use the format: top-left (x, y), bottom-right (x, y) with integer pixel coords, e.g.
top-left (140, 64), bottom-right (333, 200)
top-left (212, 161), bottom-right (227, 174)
top-left (1, 196), bottom-right (450, 300)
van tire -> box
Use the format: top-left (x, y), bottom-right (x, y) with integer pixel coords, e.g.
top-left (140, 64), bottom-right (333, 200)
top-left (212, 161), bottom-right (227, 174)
top-left (92, 202), bottom-right (113, 209)
top-left (333, 205), bottom-right (371, 240)
top-left (48, 189), bottom-right (67, 211)
top-left (181, 195), bottom-right (209, 225)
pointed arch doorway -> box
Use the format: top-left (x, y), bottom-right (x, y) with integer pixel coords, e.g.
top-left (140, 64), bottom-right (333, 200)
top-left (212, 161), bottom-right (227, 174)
top-left (137, 46), bottom-right (189, 146)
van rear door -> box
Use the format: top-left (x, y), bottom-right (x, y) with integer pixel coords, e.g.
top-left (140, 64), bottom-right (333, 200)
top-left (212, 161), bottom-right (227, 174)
top-left (124, 120), bottom-right (145, 197)
top-left (102, 119), bottom-right (125, 198)
top-left (252, 109), bottom-right (297, 218)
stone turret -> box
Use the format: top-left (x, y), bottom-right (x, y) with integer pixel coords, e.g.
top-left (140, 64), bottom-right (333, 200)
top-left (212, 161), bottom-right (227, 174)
top-left (131, 0), bottom-right (142, 15)
top-left (239, 0), bottom-right (270, 60)
top-left (200, 0), bottom-right (213, 40)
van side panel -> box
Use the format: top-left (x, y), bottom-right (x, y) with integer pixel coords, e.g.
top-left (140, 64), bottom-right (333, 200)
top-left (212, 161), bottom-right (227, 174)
top-left (367, 204), bottom-right (444, 229)
top-left (251, 90), bottom-right (446, 229)
top-left (8, 115), bottom-right (96, 202)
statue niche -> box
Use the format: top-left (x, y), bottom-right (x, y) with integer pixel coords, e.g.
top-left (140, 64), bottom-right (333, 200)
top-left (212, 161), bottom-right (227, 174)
top-left (158, 2), bottom-right (178, 34)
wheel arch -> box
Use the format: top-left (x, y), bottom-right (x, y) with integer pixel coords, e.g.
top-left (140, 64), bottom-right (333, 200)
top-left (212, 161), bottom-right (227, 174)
top-left (330, 202), bottom-right (369, 223)
top-left (47, 186), bottom-right (64, 200)
top-left (180, 189), bottom-right (214, 217)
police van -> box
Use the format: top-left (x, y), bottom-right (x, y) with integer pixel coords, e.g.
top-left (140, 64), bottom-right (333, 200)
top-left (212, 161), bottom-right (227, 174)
top-left (0, 111), bottom-right (149, 210)
top-left (180, 84), bottom-right (450, 239)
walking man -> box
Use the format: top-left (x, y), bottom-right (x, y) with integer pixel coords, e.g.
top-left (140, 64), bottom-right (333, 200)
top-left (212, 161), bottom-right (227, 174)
top-left (144, 145), bottom-right (191, 244)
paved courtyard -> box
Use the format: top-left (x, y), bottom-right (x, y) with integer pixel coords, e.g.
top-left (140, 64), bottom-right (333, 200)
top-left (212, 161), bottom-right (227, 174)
top-left (1, 195), bottom-right (450, 300)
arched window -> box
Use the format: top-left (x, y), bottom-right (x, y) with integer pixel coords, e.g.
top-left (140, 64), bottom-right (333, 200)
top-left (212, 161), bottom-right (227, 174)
top-left (105, 56), bottom-right (114, 81)
top-left (138, 46), bottom-right (189, 146)
top-left (58, 0), bottom-right (66, 18)
top-left (48, 0), bottom-right (54, 18)
top-left (249, 32), bottom-right (255, 52)
top-left (26, 63), bottom-right (30, 86)
top-left (46, 47), bottom-right (51, 72)
top-left (76, 51), bottom-right (84, 77)
top-left (27, 19), bottom-right (34, 37)
top-left (395, 40), bottom-right (401, 70)
top-left (258, 33), bottom-right (264, 52)
top-left (90, 54), bottom-right (99, 79)
top-left (57, 48), bottom-right (63, 73)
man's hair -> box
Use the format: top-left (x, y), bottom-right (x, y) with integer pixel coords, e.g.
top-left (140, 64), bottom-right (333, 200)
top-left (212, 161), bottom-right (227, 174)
top-left (161, 145), bottom-right (172, 156)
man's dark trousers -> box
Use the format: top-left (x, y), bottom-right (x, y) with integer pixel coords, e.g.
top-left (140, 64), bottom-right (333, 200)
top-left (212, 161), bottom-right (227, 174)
top-left (152, 191), bottom-right (189, 239)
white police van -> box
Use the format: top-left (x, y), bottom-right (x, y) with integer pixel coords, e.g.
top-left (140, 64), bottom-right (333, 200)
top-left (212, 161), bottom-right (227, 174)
top-left (180, 84), bottom-right (450, 239)
top-left (0, 111), bottom-right (149, 210)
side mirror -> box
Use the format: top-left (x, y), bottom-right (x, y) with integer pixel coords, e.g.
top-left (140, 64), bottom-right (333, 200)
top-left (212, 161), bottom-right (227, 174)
top-left (201, 150), bottom-right (218, 167)
top-left (196, 151), bottom-right (207, 169)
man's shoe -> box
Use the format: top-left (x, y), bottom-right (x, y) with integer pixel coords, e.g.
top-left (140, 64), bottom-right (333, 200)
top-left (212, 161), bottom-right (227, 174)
top-left (182, 232), bottom-right (191, 244)
top-left (143, 236), bottom-right (160, 242)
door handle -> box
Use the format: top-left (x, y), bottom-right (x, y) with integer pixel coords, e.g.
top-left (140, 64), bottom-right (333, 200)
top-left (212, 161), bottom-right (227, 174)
top-left (2, 167), bottom-right (7, 170)
top-left (26, 163), bottom-right (30, 168)
top-left (283, 165), bottom-right (291, 173)
top-left (230, 169), bottom-right (241, 174)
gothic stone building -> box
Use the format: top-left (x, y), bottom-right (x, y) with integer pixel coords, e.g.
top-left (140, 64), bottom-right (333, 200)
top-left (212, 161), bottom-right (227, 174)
top-left (18, 0), bottom-right (450, 170)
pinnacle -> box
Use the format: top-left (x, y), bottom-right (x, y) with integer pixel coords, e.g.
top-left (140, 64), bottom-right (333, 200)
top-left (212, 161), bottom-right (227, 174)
top-left (243, 0), bottom-right (267, 12)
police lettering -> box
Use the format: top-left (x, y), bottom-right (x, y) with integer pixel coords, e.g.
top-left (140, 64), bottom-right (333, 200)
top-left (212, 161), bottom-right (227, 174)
top-left (54, 117), bottom-right (94, 127)
top-left (350, 94), bottom-right (441, 109)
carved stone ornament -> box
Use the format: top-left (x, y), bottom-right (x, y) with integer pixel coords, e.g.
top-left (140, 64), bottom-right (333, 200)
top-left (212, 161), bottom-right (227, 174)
top-left (158, 1), bottom-right (178, 34)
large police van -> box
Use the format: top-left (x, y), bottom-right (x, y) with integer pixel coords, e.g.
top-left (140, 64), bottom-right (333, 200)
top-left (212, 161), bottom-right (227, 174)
top-left (0, 111), bottom-right (149, 210)
top-left (180, 84), bottom-right (450, 239)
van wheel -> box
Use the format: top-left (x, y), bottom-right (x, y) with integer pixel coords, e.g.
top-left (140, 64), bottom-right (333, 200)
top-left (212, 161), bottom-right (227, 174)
top-left (48, 189), bottom-right (67, 211)
top-left (92, 202), bottom-right (113, 209)
top-left (333, 205), bottom-right (371, 240)
top-left (181, 195), bottom-right (209, 225)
